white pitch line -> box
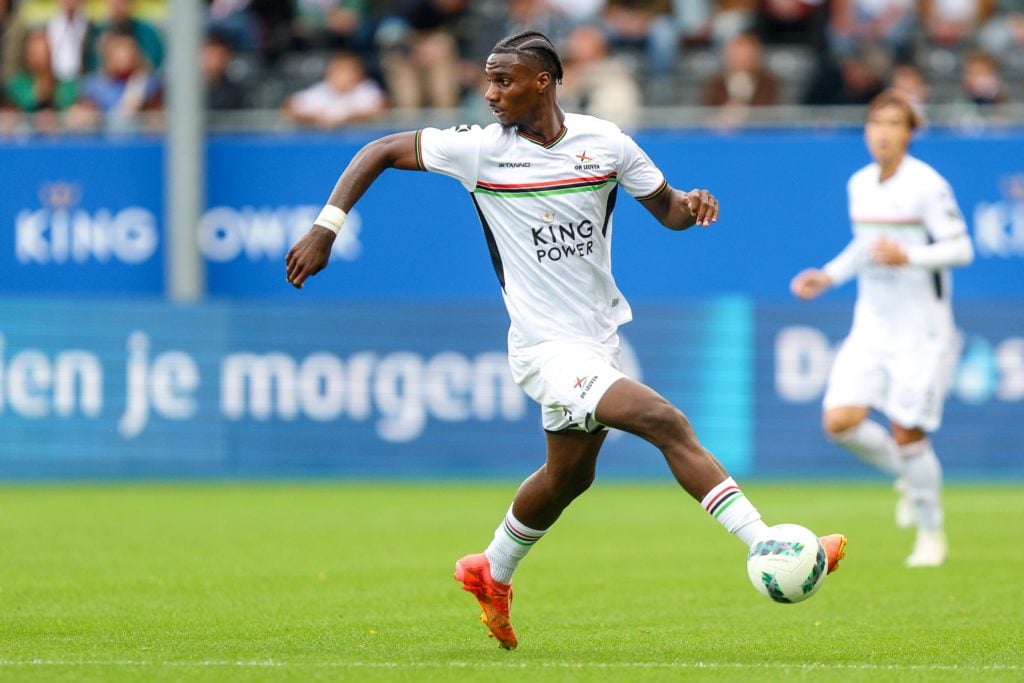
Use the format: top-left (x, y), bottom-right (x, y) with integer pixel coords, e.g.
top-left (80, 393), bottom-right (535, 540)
top-left (0, 660), bottom-right (1021, 672)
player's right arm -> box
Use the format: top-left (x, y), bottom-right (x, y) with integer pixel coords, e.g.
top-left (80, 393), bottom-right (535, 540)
top-left (790, 268), bottom-right (832, 300)
top-left (792, 173), bottom-right (867, 301)
top-left (286, 131), bottom-right (421, 289)
top-left (791, 237), bottom-right (868, 300)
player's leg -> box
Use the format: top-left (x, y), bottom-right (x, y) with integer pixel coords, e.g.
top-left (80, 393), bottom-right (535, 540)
top-left (487, 428), bottom-right (607, 581)
top-left (886, 343), bottom-right (952, 567)
top-left (824, 405), bottom-right (910, 528)
top-left (454, 429), bottom-right (606, 649)
top-left (595, 378), bottom-right (727, 498)
top-left (891, 423), bottom-right (947, 567)
top-left (822, 340), bottom-right (904, 478)
top-left (824, 405), bottom-right (902, 477)
top-left (822, 341), bottom-right (910, 526)
top-left (593, 378), bottom-right (849, 568)
top-left (456, 340), bottom-right (614, 649)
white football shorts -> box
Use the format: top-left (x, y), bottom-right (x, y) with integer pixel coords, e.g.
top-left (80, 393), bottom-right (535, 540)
top-left (508, 335), bottom-right (627, 433)
top-left (823, 334), bottom-right (956, 432)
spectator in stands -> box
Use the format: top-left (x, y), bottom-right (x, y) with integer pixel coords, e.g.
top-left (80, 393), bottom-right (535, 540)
top-left (701, 31), bottom-right (780, 109)
top-left (283, 50), bottom-right (385, 127)
top-left (602, 0), bottom-right (679, 77)
top-left (0, 88), bottom-right (16, 135)
top-left (91, 0), bottom-right (164, 70)
top-left (69, 27), bottom-right (161, 130)
top-left (4, 27), bottom-right (78, 128)
top-left (459, 0), bottom-right (577, 115)
top-left (0, 0), bottom-right (9, 50)
top-left (207, 0), bottom-right (294, 62)
top-left (889, 63), bottom-right (930, 109)
top-left (921, 0), bottom-right (991, 48)
top-left (978, 0), bottom-right (1024, 55)
top-left (803, 45), bottom-right (889, 105)
top-left (206, 0), bottom-right (258, 52)
top-left (47, 0), bottom-right (95, 80)
top-left (559, 24), bottom-right (642, 127)
top-left (920, 0), bottom-right (994, 49)
top-left (291, 0), bottom-right (374, 57)
top-left (828, 0), bottom-right (917, 64)
top-left (697, 0), bottom-right (759, 47)
top-left (959, 49), bottom-right (1007, 104)
top-left (204, 30), bottom-right (247, 110)
top-left (548, 0), bottom-right (603, 24)
top-left (1, 0), bottom-right (29, 83)
top-left (376, 0), bottom-right (469, 109)
top-left (754, 0), bottom-right (828, 51)
top-left (465, 0), bottom-right (575, 63)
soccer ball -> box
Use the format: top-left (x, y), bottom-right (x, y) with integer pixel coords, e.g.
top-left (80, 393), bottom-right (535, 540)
top-left (746, 524), bottom-right (827, 604)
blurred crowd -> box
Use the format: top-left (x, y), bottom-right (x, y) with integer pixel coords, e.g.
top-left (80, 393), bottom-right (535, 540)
top-left (1, 0), bottom-right (1022, 132)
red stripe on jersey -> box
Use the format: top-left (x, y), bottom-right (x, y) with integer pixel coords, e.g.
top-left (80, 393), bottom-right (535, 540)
top-left (476, 173), bottom-right (617, 190)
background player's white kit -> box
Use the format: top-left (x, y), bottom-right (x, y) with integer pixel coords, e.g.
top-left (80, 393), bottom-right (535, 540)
top-left (823, 155), bottom-right (972, 431)
top-left (811, 147), bottom-right (973, 568)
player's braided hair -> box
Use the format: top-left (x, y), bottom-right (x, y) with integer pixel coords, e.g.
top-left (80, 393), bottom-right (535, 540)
top-left (492, 30), bottom-right (564, 84)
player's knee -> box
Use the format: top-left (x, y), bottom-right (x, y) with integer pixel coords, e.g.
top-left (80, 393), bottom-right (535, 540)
top-left (548, 466), bottom-right (595, 501)
top-left (823, 413), bottom-right (855, 439)
top-left (564, 470), bottom-right (595, 499)
top-left (639, 399), bottom-right (693, 445)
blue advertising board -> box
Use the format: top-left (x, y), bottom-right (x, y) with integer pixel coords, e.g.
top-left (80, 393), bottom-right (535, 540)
top-left (2, 130), bottom-right (1022, 299)
top-left (1, 296), bottom-right (1020, 480)
top-left (755, 301), bottom-right (1024, 477)
top-left (0, 297), bottom-right (751, 479)
top-left (202, 130), bottom-right (1024, 300)
top-left (0, 138), bottom-right (164, 295)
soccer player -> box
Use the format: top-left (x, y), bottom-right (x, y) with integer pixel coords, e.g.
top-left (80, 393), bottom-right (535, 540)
top-left (791, 89), bottom-right (973, 569)
top-left (287, 30), bottom-right (847, 649)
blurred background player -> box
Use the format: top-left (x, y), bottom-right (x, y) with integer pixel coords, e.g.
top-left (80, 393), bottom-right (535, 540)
top-left (790, 88), bottom-right (973, 568)
top-left (286, 29), bottom-right (847, 649)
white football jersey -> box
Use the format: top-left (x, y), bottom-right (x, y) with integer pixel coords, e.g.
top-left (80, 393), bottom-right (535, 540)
top-left (827, 155), bottom-right (968, 348)
top-left (418, 113), bottom-right (666, 349)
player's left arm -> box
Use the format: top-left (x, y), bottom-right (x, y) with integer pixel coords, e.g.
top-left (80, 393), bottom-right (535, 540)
top-left (871, 177), bottom-right (974, 268)
top-left (640, 185), bottom-right (719, 231)
top-left (616, 133), bottom-right (718, 230)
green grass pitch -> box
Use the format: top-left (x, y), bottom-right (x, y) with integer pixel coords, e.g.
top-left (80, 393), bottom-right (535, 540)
top-left (0, 481), bottom-right (1021, 682)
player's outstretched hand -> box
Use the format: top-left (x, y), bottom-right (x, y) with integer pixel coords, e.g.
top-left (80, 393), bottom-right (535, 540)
top-left (790, 268), bottom-right (832, 300)
top-left (285, 226), bottom-right (337, 289)
top-left (684, 189), bottom-right (719, 227)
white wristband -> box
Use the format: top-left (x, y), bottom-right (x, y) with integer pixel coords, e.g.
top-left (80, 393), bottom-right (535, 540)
top-left (315, 204), bottom-right (347, 234)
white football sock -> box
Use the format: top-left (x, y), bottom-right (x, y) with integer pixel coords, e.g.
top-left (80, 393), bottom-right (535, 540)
top-left (484, 506), bottom-right (547, 585)
top-left (701, 477), bottom-right (769, 547)
top-left (831, 420), bottom-right (902, 477)
top-left (900, 439), bottom-right (944, 531)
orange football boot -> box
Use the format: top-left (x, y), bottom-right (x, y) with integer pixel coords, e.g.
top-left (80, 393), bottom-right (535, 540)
top-left (819, 534), bottom-right (848, 574)
top-left (454, 553), bottom-right (517, 649)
